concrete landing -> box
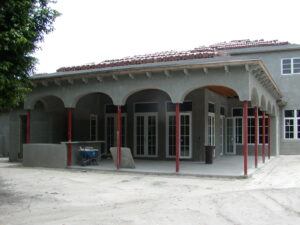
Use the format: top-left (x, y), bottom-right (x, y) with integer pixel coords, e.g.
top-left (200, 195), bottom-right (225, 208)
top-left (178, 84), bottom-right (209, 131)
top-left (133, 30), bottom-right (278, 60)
top-left (70, 156), bottom-right (273, 178)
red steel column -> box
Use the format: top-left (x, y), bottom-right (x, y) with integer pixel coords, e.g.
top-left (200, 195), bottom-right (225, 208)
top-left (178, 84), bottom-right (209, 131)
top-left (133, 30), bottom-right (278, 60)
top-left (67, 108), bottom-right (72, 166)
top-left (268, 116), bottom-right (271, 160)
top-left (117, 106), bottom-right (122, 169)
top-left (262, 112), bottom-right (266, 163)
top-left (254, 107), bottom-right (258, 168)
top-left (175, 103), bottom-right (180, 173)
top-left (243, 101), bottom-right (248, 176)
top-left (26, 110), bottom-right (31, 143)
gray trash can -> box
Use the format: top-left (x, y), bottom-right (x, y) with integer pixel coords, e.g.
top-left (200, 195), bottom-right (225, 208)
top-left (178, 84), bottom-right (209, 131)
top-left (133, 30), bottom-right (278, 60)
top-left (205, 145), bottom-right (215, 164)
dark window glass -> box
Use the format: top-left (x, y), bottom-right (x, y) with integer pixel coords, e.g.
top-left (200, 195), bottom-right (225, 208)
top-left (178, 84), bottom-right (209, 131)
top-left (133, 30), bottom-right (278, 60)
top-left (297, 110), bottom-right (300, 118)
top-left (106, 105), bottom-right (126, 113)
top-left (220, 106), bottom-right (225, 116)
top-left (166, 102), bottom-right (192, 112)
top-left (135, 103), bottom-right (158, 112)
top-left (208, 103), bottom-right (215, 113)
top-left (248, 108), bottom-right (254, 116)
top-left (233, 108), bottom-right (243, 117)
top-left (285, 110), bottom-right (294, 118)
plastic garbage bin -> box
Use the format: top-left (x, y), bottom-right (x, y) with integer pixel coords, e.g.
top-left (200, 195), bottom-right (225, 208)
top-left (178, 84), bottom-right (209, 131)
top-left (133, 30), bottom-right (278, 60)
top-left (205, 145), bottom-right (215, 164)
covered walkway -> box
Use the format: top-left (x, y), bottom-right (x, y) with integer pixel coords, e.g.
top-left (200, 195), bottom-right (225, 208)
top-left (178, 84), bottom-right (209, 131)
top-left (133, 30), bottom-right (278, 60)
top-left (70, 156), bottom-right (272, 178)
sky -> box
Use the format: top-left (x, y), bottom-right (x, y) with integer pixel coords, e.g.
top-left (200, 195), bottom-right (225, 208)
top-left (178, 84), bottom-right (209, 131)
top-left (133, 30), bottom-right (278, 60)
top-left (34, 0), bottom-right (300, 74)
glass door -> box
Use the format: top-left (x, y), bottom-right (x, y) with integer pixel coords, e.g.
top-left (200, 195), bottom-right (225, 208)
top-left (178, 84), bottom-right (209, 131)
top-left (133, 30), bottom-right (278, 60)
top-left (226, 117), bottom-right (236, 154)
top-left (166, 112), bottom-right (192, 159)
top-left (105, 114), bottom-right (126, 152)
top-left (134, 113), bottom-right (158, 157)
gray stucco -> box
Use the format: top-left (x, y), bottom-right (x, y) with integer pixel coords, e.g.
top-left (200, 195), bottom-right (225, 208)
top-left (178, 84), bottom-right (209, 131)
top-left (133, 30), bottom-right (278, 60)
top-left (3, 43), bottom-right (300, 164)
top-left (23, 143), bottom-right (67, 168)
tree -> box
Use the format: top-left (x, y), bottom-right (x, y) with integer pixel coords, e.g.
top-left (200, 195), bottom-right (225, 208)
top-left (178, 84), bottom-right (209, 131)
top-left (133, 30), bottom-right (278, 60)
top-left (0, 0), bottom-right (59, 110)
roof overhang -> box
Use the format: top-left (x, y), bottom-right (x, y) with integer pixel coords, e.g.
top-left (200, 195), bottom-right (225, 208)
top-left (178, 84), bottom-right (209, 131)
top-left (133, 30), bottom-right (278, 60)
top-left (30, 58), bottom-right (283, 101)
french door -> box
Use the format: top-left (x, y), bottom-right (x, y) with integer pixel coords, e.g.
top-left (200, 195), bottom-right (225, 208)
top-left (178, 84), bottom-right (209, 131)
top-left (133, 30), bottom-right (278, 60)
top-left (105, 114), bottom-right (126, 152)
top-left (134, 113), bottom-right (158, 157)
top-left (225, 117), bottom-right (236, 154)
top-left (166, 112), bottom-right (192, 159)
top-left (220, 116), bottom-right (225, 155)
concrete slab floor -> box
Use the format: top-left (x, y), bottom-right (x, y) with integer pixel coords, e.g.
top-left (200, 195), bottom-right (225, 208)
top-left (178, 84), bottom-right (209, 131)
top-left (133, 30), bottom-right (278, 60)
top-left (71, 156), bottom-right (273, 178)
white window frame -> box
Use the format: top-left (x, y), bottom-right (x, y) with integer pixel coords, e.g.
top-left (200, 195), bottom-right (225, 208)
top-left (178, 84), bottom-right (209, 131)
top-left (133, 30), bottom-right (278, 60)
top-left (90, 114), bottom-right (98, 141)
top-left (134, 112), bottom-right (158, 158)
top-left (283, 109), bottom-right (300, 140)
top-left (232, 107), bottom-right (269, 145)
top-left (281, 58), bottom-right (300, 75)
top-left (220, 115), bottom-right (225, 155)
top-left (208, 112), bottom-right (215, 146)
top-left (165, 111), bottom-right (192, 159)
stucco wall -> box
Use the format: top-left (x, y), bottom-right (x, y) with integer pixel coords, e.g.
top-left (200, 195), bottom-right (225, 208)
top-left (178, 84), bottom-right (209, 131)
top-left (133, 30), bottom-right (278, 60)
top-left (0, 113), bottom-right (10, 157)
top-left (23, 143), bottom-right (67, 168)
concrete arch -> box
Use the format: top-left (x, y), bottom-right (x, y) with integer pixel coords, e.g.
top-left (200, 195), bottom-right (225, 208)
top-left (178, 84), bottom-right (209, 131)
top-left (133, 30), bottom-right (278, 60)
top-left (121, 87), bottom-right (173, 105)
top-left (251, 87), bottom-right (260, 107)
top-left (72, 91), bottom-right (114, 108)
top-left (24, 94), bottom-right (66, 110)
top-left (260, 95), bottom-right (267, 112)
top-left (180, 85), bottom-right (241, 103)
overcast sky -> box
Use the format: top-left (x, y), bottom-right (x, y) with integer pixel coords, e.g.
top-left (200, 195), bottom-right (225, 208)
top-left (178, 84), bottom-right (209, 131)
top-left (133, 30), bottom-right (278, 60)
top-left (34, 0), bottom-right (300, 74)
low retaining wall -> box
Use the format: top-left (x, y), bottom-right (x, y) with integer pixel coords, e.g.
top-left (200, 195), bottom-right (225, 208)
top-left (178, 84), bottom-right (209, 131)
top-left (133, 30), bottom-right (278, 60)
top-left (23, 143), bottom-right (67, 168)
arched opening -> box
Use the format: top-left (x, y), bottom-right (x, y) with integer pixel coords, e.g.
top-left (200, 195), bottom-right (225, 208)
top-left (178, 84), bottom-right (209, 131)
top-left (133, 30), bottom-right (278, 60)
top-left (73, 92), bottom-right (115, 154)
top-left (124, 89), bottom-right (172, 159)
top-left (31, 95), bottom-right (66, 144)
top-left (182, 85), bottom-right (239, 161)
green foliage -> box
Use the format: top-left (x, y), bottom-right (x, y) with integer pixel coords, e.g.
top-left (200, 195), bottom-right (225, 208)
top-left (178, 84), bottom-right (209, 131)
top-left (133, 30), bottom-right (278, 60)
top-left (0, 0), bottom-right (59, 110)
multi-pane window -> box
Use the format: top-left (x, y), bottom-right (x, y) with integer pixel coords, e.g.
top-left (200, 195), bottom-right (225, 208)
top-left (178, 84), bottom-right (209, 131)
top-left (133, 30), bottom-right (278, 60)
top-left (235, 118), bottom-right (243, 144)
top-left (282, 58), bottom-right (300, 75)
top-left (90, 114), bottom-right (98, 141)
top-left (259, 118), bottom-right (269, 144)
top-left (208, 103), bottom-right (215, 146)
top-left (284, 109), bottom-right (300, 139)
top-left (232, 108), bottom-right (268, 144)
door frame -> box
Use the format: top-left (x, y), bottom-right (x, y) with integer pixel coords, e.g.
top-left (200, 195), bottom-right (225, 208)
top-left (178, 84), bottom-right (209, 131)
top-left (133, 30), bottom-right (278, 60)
top-left (225, 117), bottom-right (236, 155)
top-left (134, 112), bottom-right (158, 158)
top-left (105, 113), bottom-right (127, 153)
top-left (165, 111), bottom-right (192, 159)
top-left (220, 115), bottom-right (225, 156)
